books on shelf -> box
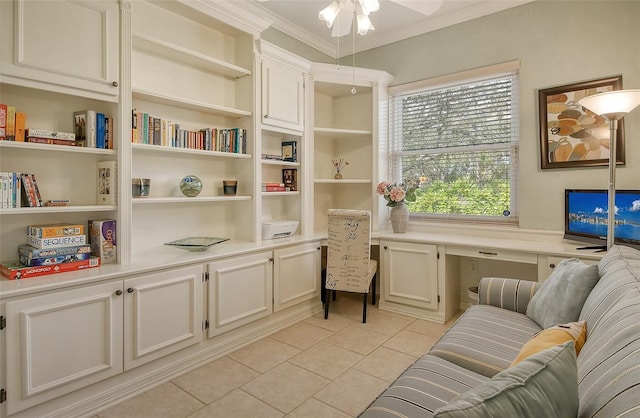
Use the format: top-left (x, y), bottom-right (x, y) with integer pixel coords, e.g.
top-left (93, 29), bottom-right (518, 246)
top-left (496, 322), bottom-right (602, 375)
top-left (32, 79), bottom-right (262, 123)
top-left (27, 234), bottom-right (87, 249)
top-left (74, 110), bottom-right (96, 147)
top-left (20, 173), bottom-right (43, 207)
top-left (89, 219), bottom-right (116, 264)
top-left (25, 128), bottom-right (75, 141)
top-left (282, 140), bottom-right (297, 162)
top-left (26, 137), bottom-right (81, 146)
top-left (131, 109), bottom-right (247, 154)
top-left (0, 104), bottom-right (22, 141)
top-left (262, 182), bottom-right (286, 192)
top-left (96, 161), bottom-right (117, 205)
top-left (73, 110), bottom-right (111, 149)
top-left (0, 172), bottom-right (20, 209)
top-left (0, 257), bottom-right (100, 280)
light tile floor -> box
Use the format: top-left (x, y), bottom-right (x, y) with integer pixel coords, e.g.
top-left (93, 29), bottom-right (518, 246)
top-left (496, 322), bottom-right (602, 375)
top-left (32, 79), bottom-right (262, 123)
top-left (96, 294), bottom-right (460, 418)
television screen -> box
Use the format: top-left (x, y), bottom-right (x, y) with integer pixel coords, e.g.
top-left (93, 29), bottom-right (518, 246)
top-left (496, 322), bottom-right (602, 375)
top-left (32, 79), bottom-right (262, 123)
top-left (565, 189), bottom-right (640, 249)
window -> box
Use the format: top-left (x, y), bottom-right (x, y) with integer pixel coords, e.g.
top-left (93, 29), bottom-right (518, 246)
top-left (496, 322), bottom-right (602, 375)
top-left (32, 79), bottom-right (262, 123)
top-left (389, 61), bottom-right (520, 224)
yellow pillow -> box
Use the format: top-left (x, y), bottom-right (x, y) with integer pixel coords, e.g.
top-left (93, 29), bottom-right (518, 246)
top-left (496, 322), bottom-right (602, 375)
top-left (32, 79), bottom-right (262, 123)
top-left (512, 321), bottom-right (586, 365)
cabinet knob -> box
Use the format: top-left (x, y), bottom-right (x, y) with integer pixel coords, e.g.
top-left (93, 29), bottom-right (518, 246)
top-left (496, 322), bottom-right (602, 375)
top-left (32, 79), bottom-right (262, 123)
top-left (269, 257), bottom-right (274, 262)
top-left (264, 114), bottom-right (269, 118)
top-left (111, 81), bottom-right (119, 87)
top-left (115, 290), bottom-right (123, 296)
top-left (316, 247), bottom-right (321, 250)
top-left (127, 287), bottom-right (134, 293)
top-left (383, 246), bottom-right (388, 250)
top-left (549, 263), bottom-right (555, 269)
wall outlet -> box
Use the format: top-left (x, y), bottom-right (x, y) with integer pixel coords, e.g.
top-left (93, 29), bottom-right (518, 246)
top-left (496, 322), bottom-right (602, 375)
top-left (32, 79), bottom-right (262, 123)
top-left (469, 260), bottom-right (478, 273)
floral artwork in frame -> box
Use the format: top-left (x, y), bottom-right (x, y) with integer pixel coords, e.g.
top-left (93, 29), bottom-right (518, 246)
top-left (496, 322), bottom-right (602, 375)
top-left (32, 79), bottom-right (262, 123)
top-left (538, 76), bottom-right (625, 169)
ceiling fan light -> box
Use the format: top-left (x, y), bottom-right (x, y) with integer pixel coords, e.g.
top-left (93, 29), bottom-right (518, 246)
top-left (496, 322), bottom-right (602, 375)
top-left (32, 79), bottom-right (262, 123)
top-left (356, 11), bottom-right (374, 35)
top-left (319, 0), bottom-right (343, 27)
top-left (358, 0), bottom-right (379, 16)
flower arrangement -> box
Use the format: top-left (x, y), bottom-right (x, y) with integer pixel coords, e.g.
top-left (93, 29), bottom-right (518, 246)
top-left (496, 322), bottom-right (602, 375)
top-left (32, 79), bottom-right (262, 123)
top-left (332, 158), bottom-right (349, 179)
top-left (377, 180), bottom-right (418, 207)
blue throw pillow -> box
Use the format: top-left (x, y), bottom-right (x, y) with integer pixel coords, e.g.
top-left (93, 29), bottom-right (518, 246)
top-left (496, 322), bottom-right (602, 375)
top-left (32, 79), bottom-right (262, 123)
top-left (526, 258), bottom-right (600, 329)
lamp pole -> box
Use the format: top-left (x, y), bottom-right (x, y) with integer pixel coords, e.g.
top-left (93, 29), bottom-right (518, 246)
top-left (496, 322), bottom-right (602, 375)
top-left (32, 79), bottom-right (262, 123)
top-left (606, 118), bottom-right (618, 250)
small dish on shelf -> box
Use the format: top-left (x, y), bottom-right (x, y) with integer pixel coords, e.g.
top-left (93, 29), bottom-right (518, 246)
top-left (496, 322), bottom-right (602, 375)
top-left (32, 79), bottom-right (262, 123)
top-left (164, 236), bottom-right (229, 252)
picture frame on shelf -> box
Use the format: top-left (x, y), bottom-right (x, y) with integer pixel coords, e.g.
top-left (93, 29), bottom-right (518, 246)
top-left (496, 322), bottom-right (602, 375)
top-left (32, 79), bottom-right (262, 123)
top-left (282, 168), bottom-right (297, 191)
top-left (538, 75), bottom-right (624, 170)
top-left (282, 140), bottom-right (297, 162)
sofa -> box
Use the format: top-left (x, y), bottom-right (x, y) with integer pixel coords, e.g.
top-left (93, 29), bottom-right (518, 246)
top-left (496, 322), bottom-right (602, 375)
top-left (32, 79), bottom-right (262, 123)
top-left (361, 245), bottom-right (640, 417)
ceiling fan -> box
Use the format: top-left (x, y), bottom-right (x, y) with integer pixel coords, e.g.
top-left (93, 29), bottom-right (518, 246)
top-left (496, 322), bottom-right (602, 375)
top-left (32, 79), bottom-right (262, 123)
top-left (319, 0), bottom-right (444, 37)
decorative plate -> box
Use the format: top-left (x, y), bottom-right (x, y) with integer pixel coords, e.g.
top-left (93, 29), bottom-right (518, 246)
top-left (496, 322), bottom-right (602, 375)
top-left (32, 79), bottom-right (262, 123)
top-left (164, 236), bottom-right (229, 251)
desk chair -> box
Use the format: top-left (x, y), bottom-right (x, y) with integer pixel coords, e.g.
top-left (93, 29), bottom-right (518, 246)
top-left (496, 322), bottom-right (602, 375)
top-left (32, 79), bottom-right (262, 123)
top-left (324, 209), bottom-right (377, 323)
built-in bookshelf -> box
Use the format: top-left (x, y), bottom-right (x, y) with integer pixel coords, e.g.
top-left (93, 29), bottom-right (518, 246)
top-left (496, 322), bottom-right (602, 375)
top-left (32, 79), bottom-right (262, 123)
top-left (310, 64), bottom-right (393, 234)
top-left (130, 0), bottom-right (258, 255)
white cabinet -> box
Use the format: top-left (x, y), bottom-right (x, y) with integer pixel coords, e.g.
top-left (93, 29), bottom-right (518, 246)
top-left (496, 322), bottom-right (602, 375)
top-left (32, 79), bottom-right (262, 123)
top-left (123, 265), bottom-right (203, 370)
top-left (4, 281), bottom-right (124, 415)
top-left (261, 57), bottom-right (304, 132)
top-left (273, 242), bottom-right (321, 312)
top-left (380, 241), bottom-right (439, 311)
top-left (0, 0), bottom-right (120, 101)
top-left (207, 251), bottom-right (273, 337)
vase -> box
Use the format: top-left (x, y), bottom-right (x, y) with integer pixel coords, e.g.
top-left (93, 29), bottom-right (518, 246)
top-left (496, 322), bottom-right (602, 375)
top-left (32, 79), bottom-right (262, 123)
top-left (334, 173), bottom-right (343, 179)
top-left (390, 201), bottom-right (409, 233)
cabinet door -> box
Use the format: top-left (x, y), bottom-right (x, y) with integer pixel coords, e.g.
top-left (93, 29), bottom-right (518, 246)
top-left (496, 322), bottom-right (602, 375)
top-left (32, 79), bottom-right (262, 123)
top-left (123, 265), bottom-right (203, 370)
top-left (207, 251), bottom-right (273, 337)
top-left (273, 242), bottom-right (321, 312)
top-left (381, 241), bottom-right (439, 310)
top-left (4, 281), bottom-right (124, 415)
top-left (0, 0), bottom-right (119, 99)
top-left (262, 58), bottom-right (304, 131)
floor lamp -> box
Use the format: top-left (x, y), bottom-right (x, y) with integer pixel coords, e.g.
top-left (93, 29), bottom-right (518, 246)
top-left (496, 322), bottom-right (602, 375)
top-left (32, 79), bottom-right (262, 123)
top-left (578, 89), bottom-right (640, 250)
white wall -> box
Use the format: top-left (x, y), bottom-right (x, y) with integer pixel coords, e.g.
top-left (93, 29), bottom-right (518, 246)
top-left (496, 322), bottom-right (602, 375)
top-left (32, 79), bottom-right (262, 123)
top-left (265, 0), bottom-right (640, 233)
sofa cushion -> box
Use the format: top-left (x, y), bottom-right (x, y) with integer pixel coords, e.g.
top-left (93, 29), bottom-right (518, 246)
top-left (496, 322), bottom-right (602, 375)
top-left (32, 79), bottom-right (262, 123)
top-left (360, 354), bottom-right (489, 418)
top-left (433, 341), bottom-right (578, 418)
top-left (526, 258), bottom-right (600, 329)
top-left (511, 320), bottom-right (586, 365)
top-left (430, 304), bottom-right (541, 377)
top-left (577, 246), bottom-right (640, 418)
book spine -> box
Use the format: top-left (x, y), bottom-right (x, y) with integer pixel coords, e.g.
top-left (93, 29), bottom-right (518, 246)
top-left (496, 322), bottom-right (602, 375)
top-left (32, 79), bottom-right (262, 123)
top-left (6, 106), bottom-right (15, 141)
top-left (1, 172), bottom-right (6, 209)
top-left (96, 113), bottom-right (106, 149)
top-left (0, 104), bottom-right (7, 139)
top-left (25, 129), bottom-right (75, 141)
top-left (30, 174), bottom-right (43, 207)
top-left (27, 137), bottom-right (79, 146)
top-left (28, 224), bottom-right (85, 238)
top-left (20, 174), bottom-right (35, 207)
top-left (18, 244), bottom-right (91, 258)
top-left (27, 234), bottom-right (87, 249)
top-left (131, 109), bottom-right (137, 143)
top-left (15, 112), bottom-right (25, 142)
top-left (0, 257), bottom-right (100, 280)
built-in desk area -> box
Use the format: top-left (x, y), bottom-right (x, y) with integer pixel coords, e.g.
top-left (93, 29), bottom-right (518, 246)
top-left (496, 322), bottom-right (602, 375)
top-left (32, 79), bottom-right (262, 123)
top-left (373, 228), bottom-right (603, 324)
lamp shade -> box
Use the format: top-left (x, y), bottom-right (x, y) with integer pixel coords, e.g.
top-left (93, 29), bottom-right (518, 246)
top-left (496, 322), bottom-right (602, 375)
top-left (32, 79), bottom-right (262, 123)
top-left (578, 89), bottom-right (640, 121)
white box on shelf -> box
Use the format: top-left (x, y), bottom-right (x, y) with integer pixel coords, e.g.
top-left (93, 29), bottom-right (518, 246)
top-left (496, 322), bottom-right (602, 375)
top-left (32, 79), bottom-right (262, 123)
top-left (262, 220), bottom-right (299, 240)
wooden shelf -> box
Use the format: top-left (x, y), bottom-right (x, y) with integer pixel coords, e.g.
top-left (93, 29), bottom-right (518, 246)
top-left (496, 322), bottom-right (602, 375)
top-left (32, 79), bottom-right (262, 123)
top-left (132, 143), bottom-right (252, 159)
top-left (261, 159), bottom-right (300, 167)
top-left (314, 127), bottom-right (372, 137)
top-left (132, 34), bottom-right (251, 78)
top-left (132, 89), bottom-right (252, 119)
top-left (261, 191), bottom-right (300, 197)
top-left (314, 179), bottom-right (371, 184)
top-left (132, 196), bottom-right (252, 204)
top-left (0, 140), bottom-right (116, 155)
top-left (1, 205), bottom-right (117, 215)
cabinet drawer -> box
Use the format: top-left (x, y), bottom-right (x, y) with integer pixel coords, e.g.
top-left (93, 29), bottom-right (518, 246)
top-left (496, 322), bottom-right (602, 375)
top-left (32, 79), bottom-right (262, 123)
top-left (446, 245), bottom-right (537, 264)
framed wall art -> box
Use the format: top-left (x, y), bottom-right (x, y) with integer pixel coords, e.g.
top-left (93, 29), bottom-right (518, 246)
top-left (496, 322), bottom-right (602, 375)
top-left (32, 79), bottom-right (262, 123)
top-left (538, 75), bottom-right (624, 169)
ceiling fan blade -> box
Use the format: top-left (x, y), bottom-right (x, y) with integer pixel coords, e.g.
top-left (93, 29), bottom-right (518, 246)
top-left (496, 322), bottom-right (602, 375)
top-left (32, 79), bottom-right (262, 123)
top-left (391, 0), bottom-right (444, 16)
top-left (331, 1), bottom-right (354, 37)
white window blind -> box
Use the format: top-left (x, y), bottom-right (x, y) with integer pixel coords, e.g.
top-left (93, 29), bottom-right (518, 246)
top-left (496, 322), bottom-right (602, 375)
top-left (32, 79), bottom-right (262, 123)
top-left (389, 63), bottom-right (520, 224)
